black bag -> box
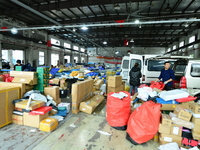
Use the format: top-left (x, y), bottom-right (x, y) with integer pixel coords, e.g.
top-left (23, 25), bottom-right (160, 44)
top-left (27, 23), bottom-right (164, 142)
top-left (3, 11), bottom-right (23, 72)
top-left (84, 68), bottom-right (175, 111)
top-left (126, 133), bottom-right (139, 145)
top-left (112, 125), bottom-right (127, 131)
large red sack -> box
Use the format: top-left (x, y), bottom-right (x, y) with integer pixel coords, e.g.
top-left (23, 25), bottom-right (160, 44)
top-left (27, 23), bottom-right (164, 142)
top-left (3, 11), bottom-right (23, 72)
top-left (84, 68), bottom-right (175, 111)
top-left (106, 91), bottom-right (131, 130)
top-left (150, 81), bottom-right (165, 90)
top-left (126, 101), bottom-right (161, 144)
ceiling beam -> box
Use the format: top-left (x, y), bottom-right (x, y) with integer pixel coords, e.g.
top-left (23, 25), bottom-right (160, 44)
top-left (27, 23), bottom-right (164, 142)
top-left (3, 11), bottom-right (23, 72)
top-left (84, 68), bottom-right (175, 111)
top-left (182, 0), bottom-right (195, 13)
top-left (170, 0), bottom-right (183, 14)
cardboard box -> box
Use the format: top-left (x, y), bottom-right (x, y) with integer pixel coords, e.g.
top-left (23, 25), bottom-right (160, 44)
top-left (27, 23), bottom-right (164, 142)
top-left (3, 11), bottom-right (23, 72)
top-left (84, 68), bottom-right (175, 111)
top-left (23, 112), bottom-right (48, 128)
top-left (181, 101), bottom-right (194, 110)
top-left (15, 100), bottom-right (45, 110)
top-left (161, 114), bottom-right (172, 127)
top-left (0, 87), bottom-right (20, 128)
top-left (192, 117), bottom-right (200, 125)
top-left (170, 124), bottom-right (182, 136)
top-left (60, 78), bottom-right (68, 89)
top-left (160, 104), bottom-right (179, 110)
top-left (12, 114), bottom-right (23, 125)
top-left (193, 124), bottom-right (200, 133)
top-left (174, 106), bottom-right (192, 121)
top-left (72, 79), bottom-right (94, 114)
top-left (44, 86), bottom-right (60, 100)
top-left (93, 79), bottom-right (104, 90)
top-left (0, 82), bottom-right (25, 98)
top-left (107, 76), bottom-right (122, 87)
top-left (192, 131), bottom-right (200, 140)
top-left (10, 71), bottom-right (37, 78)
top-left (153, 132), bottom-right (159, 142)
top-left (189, 103), bottom-right (200, 114)
top-left (79, 95), bottom-right (104, 114)
top-left (49, 78), bottom-right (60, 85)
top-left (122, 81), bottom-right (125, 91)
top-left (55, 98), bottom-right (61, 105)
top-left (107, 85), bottom-right (123, 94)
top-left (12, 77), bottom-right (38, 85)
top-left (93, 90), bottom-right (102, 95)
top-left (159, 133), bottom-right (182, 147)
top-left (159, 124), bottom-right (171, 134)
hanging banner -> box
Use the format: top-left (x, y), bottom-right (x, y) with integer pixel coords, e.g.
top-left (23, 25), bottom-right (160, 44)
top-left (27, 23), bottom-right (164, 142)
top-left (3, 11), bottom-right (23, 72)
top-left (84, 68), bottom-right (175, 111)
top-left (105, 61), bottom-right (122, 64)
top-left (96, 56), bottom-right (122, 60)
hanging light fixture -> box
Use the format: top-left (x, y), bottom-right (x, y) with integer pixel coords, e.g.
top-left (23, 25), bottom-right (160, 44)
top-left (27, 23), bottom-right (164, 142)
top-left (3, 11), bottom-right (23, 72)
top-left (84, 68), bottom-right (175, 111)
top-left (135, 19), bottom-right (140, 24)
top-left (38, 40), bottom-right (42, 44)
top-left (165, 0), bottom-right (171, 12)
top-left (114, 4), bottom-right (120, 10)
top-left (130, 39), bottom-right (134, 42)
top-left (115, 51), bottom-right (119, 54)
top-left (11, 28), bottom-right (18, 34)
top-left (81, 26), bottom-right (88, 30)
top-left (103, 41), bottom-right (107, 45)
top-left (184, 22), bottom-right (189, 27)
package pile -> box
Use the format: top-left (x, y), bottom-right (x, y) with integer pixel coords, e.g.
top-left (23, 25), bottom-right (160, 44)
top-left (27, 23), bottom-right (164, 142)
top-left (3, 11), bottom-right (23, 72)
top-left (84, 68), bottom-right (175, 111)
top-left (34, 67), bottom-right (49, 93)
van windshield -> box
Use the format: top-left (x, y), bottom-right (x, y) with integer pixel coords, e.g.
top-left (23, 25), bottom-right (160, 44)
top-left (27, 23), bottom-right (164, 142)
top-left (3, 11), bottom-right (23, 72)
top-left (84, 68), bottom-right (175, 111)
top-left (130, 59), bottom-right (141, 69)
top-left (148, 60), bottom-right (165, 71)
top-left (122, 60), bottom-right (129, 69)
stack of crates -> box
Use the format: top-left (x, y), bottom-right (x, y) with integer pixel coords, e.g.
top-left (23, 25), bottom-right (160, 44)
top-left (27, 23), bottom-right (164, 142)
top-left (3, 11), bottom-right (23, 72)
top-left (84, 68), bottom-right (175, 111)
top-left (106, 71), bottom-right (116, 80)
top-left (15, 66), bottom-right (22, 71)
top-left (34, 67), bottom-right (50, 93)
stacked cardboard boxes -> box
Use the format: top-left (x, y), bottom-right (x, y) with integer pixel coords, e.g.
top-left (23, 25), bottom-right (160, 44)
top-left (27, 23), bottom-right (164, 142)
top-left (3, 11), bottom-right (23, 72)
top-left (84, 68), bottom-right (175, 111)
top-left (190, 103), bottom-right (200, 141)
top-left (10, 71), bottom-right (38, 90)
top-left (34, 67), bottom-right (49, 93)
top-left (0, 87), bottom-right (20, 128)
top-left (44, 86), bottom-right (61, 105)
top-left (159, 106), bottom-right (194, 147)
top-left (107, 76), bottom-right (123, 93)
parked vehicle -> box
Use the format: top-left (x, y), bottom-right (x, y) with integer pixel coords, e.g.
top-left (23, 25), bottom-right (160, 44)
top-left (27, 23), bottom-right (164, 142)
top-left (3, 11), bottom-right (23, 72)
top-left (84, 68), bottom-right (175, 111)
top-left (172, 58), bottom-right (200, 96)
top-left (2, 59), bottom-right (10, 69)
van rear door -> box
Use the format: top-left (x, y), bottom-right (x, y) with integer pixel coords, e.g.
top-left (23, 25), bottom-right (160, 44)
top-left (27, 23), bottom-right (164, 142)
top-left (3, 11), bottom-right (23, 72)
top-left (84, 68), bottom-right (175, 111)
top-left (128, 54), bottom-right (143, 83)
top-left (120, 56), bottom-right (129, 80)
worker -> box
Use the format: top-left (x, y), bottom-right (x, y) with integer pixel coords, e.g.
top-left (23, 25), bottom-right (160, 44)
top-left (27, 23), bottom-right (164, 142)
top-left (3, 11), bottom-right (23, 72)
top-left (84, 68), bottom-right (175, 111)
top-left (155, 61), bottom-right (175, 90)
top-left (129, 63), bottom-right (142, 95)
top-left (14, 60), bottom-right (22, 70)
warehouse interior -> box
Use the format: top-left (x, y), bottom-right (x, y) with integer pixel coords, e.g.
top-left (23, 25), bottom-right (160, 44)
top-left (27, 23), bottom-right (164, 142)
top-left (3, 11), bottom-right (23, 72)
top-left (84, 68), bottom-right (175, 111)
top-left (0, 0), bottom-right (200, 150)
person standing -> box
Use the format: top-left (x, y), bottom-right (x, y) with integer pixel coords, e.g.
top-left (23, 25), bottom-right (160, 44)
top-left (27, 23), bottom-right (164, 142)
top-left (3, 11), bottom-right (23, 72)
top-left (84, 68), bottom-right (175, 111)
top-left (155, 61), bottom-right (175, 90)
top-left (129, 63), bottom-right (142, 95)
top-left (14, 60), bottom-right (22, 70)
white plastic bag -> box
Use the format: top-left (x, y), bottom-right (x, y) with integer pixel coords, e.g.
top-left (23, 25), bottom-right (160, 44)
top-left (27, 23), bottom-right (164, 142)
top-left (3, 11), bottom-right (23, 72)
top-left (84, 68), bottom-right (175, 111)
top-left (137, 88), bottom-right (149, 101)
top-left (159, 89), bottom-right (189, 101)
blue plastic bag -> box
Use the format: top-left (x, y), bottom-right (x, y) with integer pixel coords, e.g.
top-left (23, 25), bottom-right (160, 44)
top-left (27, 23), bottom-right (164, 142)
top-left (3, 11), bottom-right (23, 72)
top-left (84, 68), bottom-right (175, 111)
top-left (156, 98), bottom-right (179, 104)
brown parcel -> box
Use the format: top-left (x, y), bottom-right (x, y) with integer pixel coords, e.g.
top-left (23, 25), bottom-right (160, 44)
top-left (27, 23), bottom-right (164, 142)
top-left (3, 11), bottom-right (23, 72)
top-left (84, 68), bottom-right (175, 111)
top-left (60, 78), bottom-right (68, 89)
top-left (10, 71), bottom-right (37, 78)
top-left (161, 114), bottom-right (172, 127)
top-left (170, 124), bottom-right (182, 137)
top-left (12, 77), bottom-right (38, 85)
top-left (192, 124), bottom-right (200, 133)
top-left (44, 86), bottom-right (60, 100)
top-left (192, 131), bottom-right (200, 140)
top-left (192, 117), bottom-right (200, 125)
top-left (189, 103), bottom-right (200, 114)
top-left (93, 79), bottom-right (104, 90)
top-left (15, 100), bottom-right (45, 110)
top-left (174, 106), bottom-right (192, 121)
top-left (0, 82), bottom-right (26, 98)
top-left (160, 104), bottom-right (179, 111)
top-left (0, 87), bottom-right (20, 128)
top-left (107, 85), bottom-right (123, 94)
top-left (12, 114), bottom-right (23, 125)
top-left (79, 95), bottom-right (104, 114)
top-left (23, 112), bottom-right (48, 128)
top-left (49, 78), bottom-right (60, 85)
top-left (159, 133), bottom-right (182, 147)
top-left (159, 124), bottom-right (171, 134)
top-left (72, 79), bottom-right (94, 114)
top-left (107, 76), bottom-right (122, 87)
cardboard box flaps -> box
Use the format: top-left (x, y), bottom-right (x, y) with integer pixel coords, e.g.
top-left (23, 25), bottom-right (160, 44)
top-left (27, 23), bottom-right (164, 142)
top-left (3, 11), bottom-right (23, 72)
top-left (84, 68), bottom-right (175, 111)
top-left (79, 95), bottom-right (104, 114)
top-left (15, 100), bottom-right (45, 110)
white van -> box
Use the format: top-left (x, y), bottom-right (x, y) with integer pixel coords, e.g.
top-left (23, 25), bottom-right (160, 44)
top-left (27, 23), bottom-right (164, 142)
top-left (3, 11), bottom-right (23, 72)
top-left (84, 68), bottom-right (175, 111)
top-left (121, 54), bottom-right (174, 84)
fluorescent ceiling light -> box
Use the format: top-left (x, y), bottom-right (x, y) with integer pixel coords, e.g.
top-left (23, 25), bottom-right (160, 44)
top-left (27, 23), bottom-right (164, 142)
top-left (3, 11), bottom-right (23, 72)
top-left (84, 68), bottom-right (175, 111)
top-left (135, 20), bottom-right (140, 24)
top-left (130, 39), bottom-right (134, 42)
top-left (103, 41), bottom-right (107, 44)
top-left (114, 4), bottom-right (120, 10)
top-left (38, 40), bottom-right (42, 44)
top-left (11, 28), bottom-right (18, 34)
top-left (81, 26), bottom-right (88, 30)
top-left (115, 51), bottom-right (119, 54)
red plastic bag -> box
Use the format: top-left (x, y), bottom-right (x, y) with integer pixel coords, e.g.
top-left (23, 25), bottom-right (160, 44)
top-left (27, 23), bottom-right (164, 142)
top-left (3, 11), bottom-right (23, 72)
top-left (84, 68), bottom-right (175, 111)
top-left (176, 96), bottom-right (197, 103)
top-left (106, 91), bottom-right (131, 130)
top-left (3, 74), bottom-right (14, 82)
top-left (29, 106), bottom-right (52, 115)
top-left (126, 101), bottom-right (161, 144)
top-left (150, 81), bottom-right (165, 90)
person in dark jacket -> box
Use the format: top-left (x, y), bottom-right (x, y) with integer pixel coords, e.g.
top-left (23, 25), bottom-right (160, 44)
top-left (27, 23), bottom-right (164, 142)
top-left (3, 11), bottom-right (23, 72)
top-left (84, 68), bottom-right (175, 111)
top-left (155, 61), bottom-right (175, 91)
top-left (129, 63), bottom-right (142, 95)
top-left (14, 60), bottom-right (22, 70)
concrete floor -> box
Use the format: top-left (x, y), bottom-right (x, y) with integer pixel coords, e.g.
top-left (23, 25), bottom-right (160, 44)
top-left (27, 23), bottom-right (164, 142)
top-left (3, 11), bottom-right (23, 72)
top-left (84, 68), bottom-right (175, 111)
top-left (0, 97), bottom-right (160, 150)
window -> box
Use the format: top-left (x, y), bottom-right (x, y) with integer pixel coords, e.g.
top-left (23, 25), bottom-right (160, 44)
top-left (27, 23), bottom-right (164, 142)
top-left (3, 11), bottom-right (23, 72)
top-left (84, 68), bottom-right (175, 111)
top-left (167, 48), bottom-right (171, 52)
top-left (80, 48), bottom-right (85, 52)
top-left (173, 45), bottom-right (177, 50)
top-left (188, 36), bottom-right (195, 48)
top-left (74, 56), bottom-right (78, 63)
top-left (179, 41), bottom-right (184, 47)
top-left (51, 38), bottom-right (60, 49)
top-left (122, 60), bottom-right (129, 69)
top-left (191, 64), bottom-right (200, 77)
top-left (51, 53), bottom-right (59, 66)
top-left (148, 60), bottom-right (165, 71)
top-left (130, 59), bottom-right (141, 69)
top-left (174, 65), bottom-right (187, 74)
top-left (39, 51), bottom-right (44, 65)
top-left (64, 42), bottom-right (71, 49)
top-left (73, 46), bottom-right (79, 51)
top-left (64, 55), bottom-right (70, 64)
